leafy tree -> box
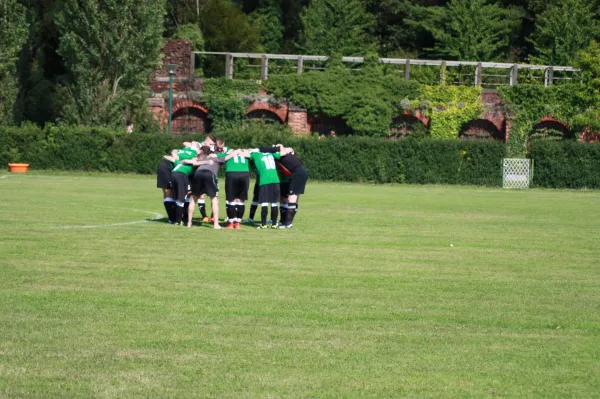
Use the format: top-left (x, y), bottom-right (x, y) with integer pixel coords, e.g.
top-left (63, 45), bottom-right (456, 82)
top-left (405, 0), bottom-right (523, 61)
top-left (249, 1), bottom-right (283, 53)
top-left (199, 0), bottom-right (260, 52)
top-left (528, 0), bottom-right (600, 66)
top-left (299, 0), bottom-right (377, 56)
top-left (0, 0), bottom-right (29, 124)
top-left (55, 0), bottom-right (165, 127)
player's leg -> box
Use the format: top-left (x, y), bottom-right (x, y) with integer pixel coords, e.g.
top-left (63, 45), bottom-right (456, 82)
top-left (157, 160), bottom-right (176, 222)
top-left (207, 172), bottom-right (221, 229)
top-left (270, 183), bottom-right (280, 228)
top-left (279, 180), bottom-right (289, 227)
top-left (187, 194), bottom-right (198, 228)
top-left (286, 168), bottom-right (307, 228)
top-left (247, 179), bottom-right (260, 223)
top-left (235, 172), bottom-right (250, 229)
top-left (172, 174), bottom-right (188, 225)
top-left (225, 173), bottom-right (236, 229)
top-left (198, 194), bottom-right (208, 222)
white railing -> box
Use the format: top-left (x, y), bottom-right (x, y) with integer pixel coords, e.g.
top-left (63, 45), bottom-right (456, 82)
top-left (192, 52), bottom-right (580, 87)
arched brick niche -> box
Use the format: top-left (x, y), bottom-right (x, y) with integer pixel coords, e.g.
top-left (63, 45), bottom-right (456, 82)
top-left (459, 119), bottom-right (505, 141)
top-left (389, 114), bottom-right (429, 138)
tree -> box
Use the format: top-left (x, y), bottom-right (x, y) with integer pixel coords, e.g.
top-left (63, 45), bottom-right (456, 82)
top-left (299, 0), bottom-right (377, 56)
top-left (55, 0), bottom-right (165, 127)
top-left (405, 0), bottom-right (523, 61)
top-left (199, 0), bottom-right (260, 52)
top-left (528, 0), bottom-right (600, 66)
top-left (0, 0), bottom-right (29, 124)
top-left (248, 0), bottom-right (283, 53)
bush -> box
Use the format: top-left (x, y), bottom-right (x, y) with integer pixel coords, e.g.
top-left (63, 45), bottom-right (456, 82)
top-left (528, 140), bottom-right (600, 188)
top-left (0, 124), bottom-right (508, 186)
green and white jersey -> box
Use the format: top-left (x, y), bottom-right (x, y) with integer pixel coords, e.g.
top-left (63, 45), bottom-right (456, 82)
top-left (250, 151), bottom-right (281, 186)
top-left (172, 147), bottom-right (198, 176)
top-left (217, 148), bottom-right (250, 173)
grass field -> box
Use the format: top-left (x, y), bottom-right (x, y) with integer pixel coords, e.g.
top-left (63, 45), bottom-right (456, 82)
top-left (1, 171), bottom-right (599, 398)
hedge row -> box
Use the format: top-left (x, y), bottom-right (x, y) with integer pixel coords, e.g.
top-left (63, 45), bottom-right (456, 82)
top-left (529, 140), bottom-right (600, 189)
top-left (1, 124), bottom-right (507, 186)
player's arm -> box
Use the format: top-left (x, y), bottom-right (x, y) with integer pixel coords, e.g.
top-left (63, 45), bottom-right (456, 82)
top-left (258, 146), bottom-right (278, 153)
top-left (181, 158), bottom-right (214, 166)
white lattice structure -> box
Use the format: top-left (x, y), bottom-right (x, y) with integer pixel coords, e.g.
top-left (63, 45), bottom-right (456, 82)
top-left (503, 158), bottom-right (533, 189)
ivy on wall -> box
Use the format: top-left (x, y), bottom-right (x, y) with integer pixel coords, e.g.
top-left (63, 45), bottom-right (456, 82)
top-left (264, 57), bottom-right (482, 138)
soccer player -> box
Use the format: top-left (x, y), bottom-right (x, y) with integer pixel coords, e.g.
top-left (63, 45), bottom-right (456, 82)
top-left (241, 149), bottom-right (286, 229)
top-left (157, 149), bottom-right (178, 223)
top-left (183, 148), bottom-right (232, 229)
top-left (197, 136), bottom-right (221, 222)
top-left (170, 143), bottom-right (201, 225)
top-left (217, 148), bottom-right (251, 229)
top-left (259, 144), bottom-right (308, 228)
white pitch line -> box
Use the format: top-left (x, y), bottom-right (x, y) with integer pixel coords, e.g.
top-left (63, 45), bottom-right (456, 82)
top-left (54, 209), bottom-right (163, 229)
top-left (0, 175), bottom-right (9, 179)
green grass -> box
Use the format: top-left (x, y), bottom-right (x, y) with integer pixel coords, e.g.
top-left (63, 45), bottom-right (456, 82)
top-left (1, 171), bottom-right (599, 398)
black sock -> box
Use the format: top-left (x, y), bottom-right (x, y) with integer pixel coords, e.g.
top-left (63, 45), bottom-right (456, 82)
top-left (164, 198), bottom-right (176, 222)
top-left (249, 202), bottom-right (258, 219)
top-left (287, 203), bottom-right (297, 225)
top-left (261, 205), bottom-right (268, 226)
top-left (175, 204), bottom-right (185, 224)
top-left (226, 202), bottom-right (236, 222)
top-left (183, 199), bottom-right (190, 224)
top-left (198, 200), bottom-right (206, 218)
top-left (237, 204), bottom-right (245, 222)
top-left (271, 205), bottom-right (278, 226)
top-left (280, 204), bottom-right (288, 224)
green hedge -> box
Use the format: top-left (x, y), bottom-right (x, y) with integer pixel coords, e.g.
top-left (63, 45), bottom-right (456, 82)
top-left (1, 124), bottom-right (507, 186)
top-left (529, 140), bottom-right (600, 189)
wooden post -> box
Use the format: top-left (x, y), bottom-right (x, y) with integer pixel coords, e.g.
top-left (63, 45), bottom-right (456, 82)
top-left (544, 67), bottom-right (554, 87)
top-left (260, 54), bottom-right (269, 80)
top-left (190, 52), bottom-right (195, 79)
top-left (404, 59), bottom-right (410, 80)
top-left (225, 53), bottom-right (234, 79)
top-left (475, 63), bottom-right (482, 87)
top-left (509, 64), bottom-right (518, 86)
top-left (297, 56), bottom-right (304, 74)
top-left (440, 61), bottom-right (447, 85)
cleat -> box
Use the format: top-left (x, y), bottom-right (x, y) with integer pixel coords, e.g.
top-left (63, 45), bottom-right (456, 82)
top-left (234, 222), bottom-right (241, 229)
top-left (243, 218), bottom-right (254, 224)
top-left (256, 225), bottom-right (269, 229)
top-left (210, 217), bottom-right (215, 223)
top-left (285, 224), bottom-right (293, 229)
top-left (270, 224), bottom-right (278, 229)
top-left (225, 223), bottom-right (235, 229)
top-left (202, 217), bottom-right (209, 223)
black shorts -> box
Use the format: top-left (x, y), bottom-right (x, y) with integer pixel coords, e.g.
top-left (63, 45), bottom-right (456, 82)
top-left (225, 172), bottom-right (250, 202)
top-left (171, 172), bottom-right (191, 203)
top-left (288, 167), bottom-right (308, 195)
top-left (191, 169), bottom-right (219, 197)
top-left (258, 183), bottom-right (280, 204)
top-left (252, 179), bottom-right (260, 202)
top-left (280, 181), bottom-right (290, 197)
top-left (156, 160), bottom-right (173, 189)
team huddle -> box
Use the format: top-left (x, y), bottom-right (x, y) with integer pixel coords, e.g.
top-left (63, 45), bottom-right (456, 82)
top-left (156, 135), bottom-right (308, 229)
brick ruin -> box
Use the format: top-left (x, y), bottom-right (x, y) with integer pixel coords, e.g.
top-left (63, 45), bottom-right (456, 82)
top-left (149, 39), bottom-right (596, 142)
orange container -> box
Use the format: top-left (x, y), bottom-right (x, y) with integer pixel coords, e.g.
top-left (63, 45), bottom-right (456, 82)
top-left (8, 163), bottom-right (30, 173)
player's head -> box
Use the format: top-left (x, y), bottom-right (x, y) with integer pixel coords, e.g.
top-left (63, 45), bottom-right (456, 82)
top-left (199, 145), bottom-right (212, 155)
top-left (216, 138), bottom-right (225, 152)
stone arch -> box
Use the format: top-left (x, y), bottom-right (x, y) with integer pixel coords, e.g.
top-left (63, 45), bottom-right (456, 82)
top-left (246, 109), bottom-right (284, 124)
top-left (389, 114), bottom-right (429, 138)
top-left (459, 119), bottom-right (504, 141)
top-left (308, 114), bottom-right (352, 136)
top-left (246, 101), bottom-right (288, 123)
top-left (168, 100), bottom-right (210, 134)
top-left (530, 116), bottom-right (574, 140)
